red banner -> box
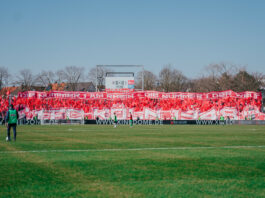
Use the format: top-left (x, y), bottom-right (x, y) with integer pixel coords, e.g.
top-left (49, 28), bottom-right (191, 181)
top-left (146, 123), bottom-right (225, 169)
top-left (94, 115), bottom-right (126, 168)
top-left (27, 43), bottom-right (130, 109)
top-left (18, 90), bottom-right (262, 100)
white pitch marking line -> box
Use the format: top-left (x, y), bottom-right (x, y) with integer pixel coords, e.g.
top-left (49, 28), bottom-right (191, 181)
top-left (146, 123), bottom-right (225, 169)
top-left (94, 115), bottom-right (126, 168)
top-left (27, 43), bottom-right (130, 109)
top-left (0, 145), bottom-right (265, 154)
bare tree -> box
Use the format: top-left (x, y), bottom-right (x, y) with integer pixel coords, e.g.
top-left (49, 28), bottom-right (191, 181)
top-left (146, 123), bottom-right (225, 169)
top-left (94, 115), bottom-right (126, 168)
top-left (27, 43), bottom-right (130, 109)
top-left (35, 70), bottom-right (56, 89)
top-left (191, 63), bottom-right (264, 92)
top-left (135, 70), bottom-right (157, 90)
top-left (218, 72), bottom-right (235, 91)
top-left (55, 70), bottom-right (65, 84)
top-left (88, 67), bottom-right (111, 91)
top-left (16, 69), bottom-right (36, 91)
top-left (190, 76), bottom-right (218, 92)
top-left (205, 63), bottom-right (235, 78)
top-left (252, 72), bottom-right (265, 89)
top-left (159, 65), bottom-right (187, 92)
top-left (233, 70), bottom-right (261, 92)
top-left (0, 66), bottom-right (9, 90)
top-left (60, 66), bottom-right (85, 91)
top-left (191, 63), bottom-right (240, 92)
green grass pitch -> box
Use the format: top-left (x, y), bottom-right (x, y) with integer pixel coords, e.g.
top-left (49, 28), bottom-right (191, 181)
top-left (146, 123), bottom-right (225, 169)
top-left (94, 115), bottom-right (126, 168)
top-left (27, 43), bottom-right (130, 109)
top-left (0, 124), bottom-right (264, 197)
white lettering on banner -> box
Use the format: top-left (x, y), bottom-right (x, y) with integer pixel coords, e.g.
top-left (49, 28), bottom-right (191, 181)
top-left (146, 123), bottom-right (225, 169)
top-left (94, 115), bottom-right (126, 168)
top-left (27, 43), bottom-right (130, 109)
top-left (145, 92), bottom-right (159, 99)
top-left (144, 108), bottom-right (158, 120)
top-left (196, 94), bottom-right (203, 100)
top-left (236, 93), bottom-right (243, 98)
top-left (199, 108), bottom-right (217, 120)
top-left (171, 110), bottom-right (180, 120)
top-left (28, 92), bottom-right (35, 98)
top-left (212, 93), bottom-right (218, 99)
top-left (37, 109), bottom-right (83, 120)
top-left (19, 92), bottom-right (28, 98)
top-left (182, 94), bottom-right (189, 99)
top-left (107, 93), bottom-right (134, 100)
top-left (162, 93), bottom-right (195, 100)
top-left (160, 110), bottom-right (172, 120)
top-left (161, 94), bottom-right (168, 99)
top-left (89, 93), bottom-right (104, 99)
top-left (20, 107), bottom-right (265, 121)
top-left (188, 93), bottom-right (196, 99)
top-left (18, 90), bottom-right (262, 100)
top-left (218, 90), bottom-right (231, 98)
top-left (93, 109), bottom-right (110, 120)
top-left (36, 92), bottom-right (47, 99)
top-left (108, 94), bottom-right (121, 99)
top-left (127, 94), bottom-right (134, 99)
top-left (181, 110), bottom-right (195, 120)
top-left (245, 92), bottom-right (252, 98)
top-left (219, 107), bottom-right (238, 119)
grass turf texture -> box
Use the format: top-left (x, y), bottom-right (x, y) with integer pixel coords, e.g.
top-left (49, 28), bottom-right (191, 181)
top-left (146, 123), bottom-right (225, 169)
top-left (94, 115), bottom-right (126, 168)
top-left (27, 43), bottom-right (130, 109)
top-left (0, 125), bottom-right (264, 198)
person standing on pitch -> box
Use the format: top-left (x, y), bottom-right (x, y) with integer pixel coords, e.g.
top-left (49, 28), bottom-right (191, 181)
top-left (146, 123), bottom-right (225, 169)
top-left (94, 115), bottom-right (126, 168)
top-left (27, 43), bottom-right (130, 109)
top-left (113, 113), bottom-right (117, 128)
top-left (220, 115), bottom-right (225, 126)
top-left (129, 112), bottom-right (133, 127)
top-left (5, 104), bottom-right (19, 141)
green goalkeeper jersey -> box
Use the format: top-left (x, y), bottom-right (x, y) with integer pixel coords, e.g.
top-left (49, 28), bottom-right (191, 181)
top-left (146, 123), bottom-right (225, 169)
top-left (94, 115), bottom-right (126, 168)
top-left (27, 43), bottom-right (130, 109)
top-left (8, 109), bottom-right (18, 124)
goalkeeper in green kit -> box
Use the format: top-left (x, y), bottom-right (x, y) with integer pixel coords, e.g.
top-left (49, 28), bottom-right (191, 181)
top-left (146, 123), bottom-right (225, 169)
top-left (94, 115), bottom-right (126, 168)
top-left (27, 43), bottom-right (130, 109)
top-left (5, 104), bottom-right (19, 141)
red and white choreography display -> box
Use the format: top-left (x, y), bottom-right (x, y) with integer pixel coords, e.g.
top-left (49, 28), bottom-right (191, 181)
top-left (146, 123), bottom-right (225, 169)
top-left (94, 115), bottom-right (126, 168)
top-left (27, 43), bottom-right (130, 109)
top-left (1, 90), bottom-right (264, 120)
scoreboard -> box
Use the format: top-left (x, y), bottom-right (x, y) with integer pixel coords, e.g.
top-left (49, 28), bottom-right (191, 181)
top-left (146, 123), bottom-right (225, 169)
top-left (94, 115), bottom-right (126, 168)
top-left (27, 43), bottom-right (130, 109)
top-left (105, 77), bottom-right (134, 89)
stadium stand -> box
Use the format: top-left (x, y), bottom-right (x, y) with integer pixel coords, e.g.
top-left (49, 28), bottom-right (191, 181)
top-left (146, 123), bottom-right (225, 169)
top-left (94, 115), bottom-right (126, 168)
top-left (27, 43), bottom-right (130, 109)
top-left (0, 90), bottom-right (264, 121)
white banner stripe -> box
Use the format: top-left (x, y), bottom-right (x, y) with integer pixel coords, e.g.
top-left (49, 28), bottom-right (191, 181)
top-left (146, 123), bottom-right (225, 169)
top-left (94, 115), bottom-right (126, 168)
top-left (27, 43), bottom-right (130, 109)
top-left (0, 145), bottom-right (265, 154)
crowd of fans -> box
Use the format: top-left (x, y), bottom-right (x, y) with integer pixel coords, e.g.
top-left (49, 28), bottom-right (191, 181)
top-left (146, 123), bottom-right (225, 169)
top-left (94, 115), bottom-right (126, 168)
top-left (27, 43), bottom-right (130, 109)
top-left (0, 94), bottom-right (262, 116)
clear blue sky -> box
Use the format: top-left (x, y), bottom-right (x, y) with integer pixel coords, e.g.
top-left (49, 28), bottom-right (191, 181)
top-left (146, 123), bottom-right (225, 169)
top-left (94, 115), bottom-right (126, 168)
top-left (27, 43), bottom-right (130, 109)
top-left (0, 0), bottom-right (265, 78)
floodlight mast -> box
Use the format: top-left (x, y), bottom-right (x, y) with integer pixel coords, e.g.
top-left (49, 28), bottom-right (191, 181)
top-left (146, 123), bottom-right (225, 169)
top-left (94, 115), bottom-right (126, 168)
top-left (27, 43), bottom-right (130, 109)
top-left (96, 65), bottom-right (144, 92)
